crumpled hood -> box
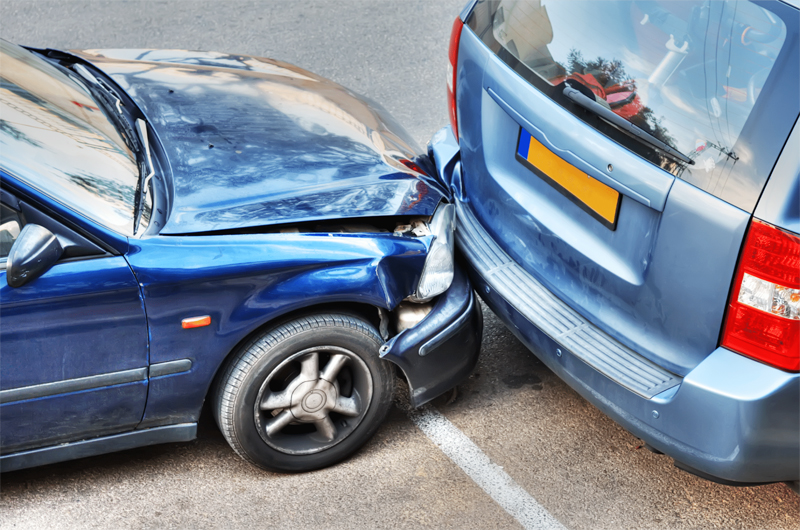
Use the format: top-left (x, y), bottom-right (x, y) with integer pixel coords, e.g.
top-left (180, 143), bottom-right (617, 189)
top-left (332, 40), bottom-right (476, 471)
top-left (71, 49), bottom-right (442, 234)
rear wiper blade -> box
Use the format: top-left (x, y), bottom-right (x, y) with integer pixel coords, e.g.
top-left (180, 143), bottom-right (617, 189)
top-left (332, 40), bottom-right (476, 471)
top-left (563, 85), bottom-right (694, 166)
top-left (133, 119), bottom-right (154, 235)
top-left (72, 64), bottom-right (140, 154)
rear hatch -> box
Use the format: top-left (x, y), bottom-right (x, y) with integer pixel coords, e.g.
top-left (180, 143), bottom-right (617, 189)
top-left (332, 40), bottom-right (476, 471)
top-left (456, 0), bottom-right (799, 375)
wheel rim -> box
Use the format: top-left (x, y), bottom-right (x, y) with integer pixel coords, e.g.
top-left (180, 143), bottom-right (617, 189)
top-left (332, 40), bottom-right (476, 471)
top-left (254, 346), bottom-right (374, 455)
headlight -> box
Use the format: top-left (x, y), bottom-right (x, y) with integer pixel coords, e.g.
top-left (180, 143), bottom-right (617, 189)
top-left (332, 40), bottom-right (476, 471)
top-left (411, 203), bottom-right (455, 302)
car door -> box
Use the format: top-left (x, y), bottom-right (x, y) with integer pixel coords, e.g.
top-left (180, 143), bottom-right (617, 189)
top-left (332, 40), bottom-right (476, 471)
top-left (0, 194), bottom-right (150, 454)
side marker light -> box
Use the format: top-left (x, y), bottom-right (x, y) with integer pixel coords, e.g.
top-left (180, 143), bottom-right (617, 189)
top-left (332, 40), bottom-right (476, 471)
top-left (182, 315), bottom-right (211, 329)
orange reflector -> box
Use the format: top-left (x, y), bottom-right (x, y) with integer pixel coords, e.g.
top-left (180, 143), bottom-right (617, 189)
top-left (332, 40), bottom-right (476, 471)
top-left (182, 315), bottom-right (211, 329)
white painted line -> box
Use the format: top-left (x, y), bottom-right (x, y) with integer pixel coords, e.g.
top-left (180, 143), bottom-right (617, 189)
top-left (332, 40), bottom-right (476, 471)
top-left (408, 405), bottom-right (566, 530)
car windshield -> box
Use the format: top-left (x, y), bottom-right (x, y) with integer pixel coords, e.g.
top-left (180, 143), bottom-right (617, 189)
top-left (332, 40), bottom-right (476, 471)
top-left (0, 40), bottom-right (139, 235)
top-left (470, 0), bottom-right (790, 188)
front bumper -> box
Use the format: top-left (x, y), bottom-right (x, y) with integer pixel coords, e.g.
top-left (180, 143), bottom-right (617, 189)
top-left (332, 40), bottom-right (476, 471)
top-left (380, 266), bottom-right (483, 408)
top-left (456, 199), bottom-right (799, 484)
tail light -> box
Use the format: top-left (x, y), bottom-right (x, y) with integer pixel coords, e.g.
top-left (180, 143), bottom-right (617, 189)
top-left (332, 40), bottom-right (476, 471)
top-left (447, 16), bottom-right (464, 143)
top-left (721, 219), bottom-right (800, 372)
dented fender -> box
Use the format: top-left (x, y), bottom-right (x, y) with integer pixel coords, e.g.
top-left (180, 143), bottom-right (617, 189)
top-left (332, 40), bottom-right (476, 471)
top-left (125, 231), bottom-right (430, 427)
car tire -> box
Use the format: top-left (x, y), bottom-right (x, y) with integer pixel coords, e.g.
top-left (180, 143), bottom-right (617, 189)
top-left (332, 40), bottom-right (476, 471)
top-left (214, 313), bottom-right (394, 472)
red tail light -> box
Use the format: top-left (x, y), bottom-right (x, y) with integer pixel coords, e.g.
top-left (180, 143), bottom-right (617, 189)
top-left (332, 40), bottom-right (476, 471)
top-left (721, 219), bottom-right (800, 372)
top-left (447, 16), bottom-right (464, 143)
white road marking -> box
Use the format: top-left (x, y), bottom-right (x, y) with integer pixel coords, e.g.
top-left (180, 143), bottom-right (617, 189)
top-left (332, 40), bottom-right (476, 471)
top-left (408, 405), bottom-right (566, 530)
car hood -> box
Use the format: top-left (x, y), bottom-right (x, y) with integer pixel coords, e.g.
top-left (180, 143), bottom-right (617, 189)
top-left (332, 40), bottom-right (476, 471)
top-left (71, 49), bottom-right (442, 235)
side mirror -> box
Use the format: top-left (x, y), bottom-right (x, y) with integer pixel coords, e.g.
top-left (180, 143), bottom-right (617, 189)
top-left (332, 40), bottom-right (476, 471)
top-left (6, 224), bottom-right (63, 288)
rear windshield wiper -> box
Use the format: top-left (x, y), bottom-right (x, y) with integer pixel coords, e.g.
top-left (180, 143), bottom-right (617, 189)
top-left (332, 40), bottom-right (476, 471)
top-left (72, 64), bottom-right (141, 154)
top-left (563, 85), bottom-right (694, 166)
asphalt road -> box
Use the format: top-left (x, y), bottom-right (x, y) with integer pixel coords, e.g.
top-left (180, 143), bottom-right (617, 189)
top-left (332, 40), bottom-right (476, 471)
top-left (1, 1), bottom-right (798, 529)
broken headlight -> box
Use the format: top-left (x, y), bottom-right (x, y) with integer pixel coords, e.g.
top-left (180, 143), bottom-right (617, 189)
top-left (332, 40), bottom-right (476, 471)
top-left (410, 203), bottom-right (455, 302)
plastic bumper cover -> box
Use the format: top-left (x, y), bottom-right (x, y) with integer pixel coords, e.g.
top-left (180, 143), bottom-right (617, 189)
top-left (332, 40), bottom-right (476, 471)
top-left (457, 201), bottom-right (799, 484)
top-left (380, 266), bottom-right (483, 408)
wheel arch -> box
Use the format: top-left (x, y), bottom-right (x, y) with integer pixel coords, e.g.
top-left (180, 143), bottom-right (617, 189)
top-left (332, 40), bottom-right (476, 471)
top-left (205, 300), bottom-right (385, 408)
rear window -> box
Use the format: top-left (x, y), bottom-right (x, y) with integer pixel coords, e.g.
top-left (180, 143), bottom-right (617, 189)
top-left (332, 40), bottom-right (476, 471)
top-left (467, 0), bottom-right (799, 212)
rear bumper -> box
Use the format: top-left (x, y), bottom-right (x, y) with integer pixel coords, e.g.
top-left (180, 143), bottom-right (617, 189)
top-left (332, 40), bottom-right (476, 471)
top-left (380, 266), bottom-right (483, 407)
top-left (456, 199), bottom-right (799, 484)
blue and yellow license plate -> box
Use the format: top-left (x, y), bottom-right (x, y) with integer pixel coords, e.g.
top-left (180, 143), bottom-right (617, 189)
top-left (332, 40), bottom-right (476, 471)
top-left (516, 128), bottom-right (621, 230)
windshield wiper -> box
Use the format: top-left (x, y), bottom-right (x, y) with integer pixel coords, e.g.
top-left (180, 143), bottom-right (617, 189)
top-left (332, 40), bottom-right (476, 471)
top-left (563, 85), bottom-right (694, 166)
top-left (71, 64), bottom-right (153, 234)
top-left (133, 119), bottom-right (154, 235)
top-left (72, 64), bottom-right (140, 154)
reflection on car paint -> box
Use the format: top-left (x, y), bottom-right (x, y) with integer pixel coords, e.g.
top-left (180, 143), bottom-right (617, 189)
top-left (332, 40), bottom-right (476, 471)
top-left (71, 49), bottom-right (442, 235)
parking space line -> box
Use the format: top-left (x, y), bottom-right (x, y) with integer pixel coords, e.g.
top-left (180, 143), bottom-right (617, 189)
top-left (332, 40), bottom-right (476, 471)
top-left (407, 405), bottom-right (566, 530)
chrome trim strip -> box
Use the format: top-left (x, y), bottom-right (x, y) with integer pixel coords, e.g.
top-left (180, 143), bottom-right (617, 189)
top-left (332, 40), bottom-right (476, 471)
top-left (149, 359), bottom-right (192, 378)
top-left (418, 291), bottom-right (475, 357)
top-left (0, 367), bottom-right (147, 404)
top-left (456, 201), bottom-right (681, 398)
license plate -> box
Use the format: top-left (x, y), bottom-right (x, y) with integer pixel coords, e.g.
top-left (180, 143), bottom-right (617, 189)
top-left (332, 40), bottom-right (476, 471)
top-left (516, 128), bottom-right (620, 230)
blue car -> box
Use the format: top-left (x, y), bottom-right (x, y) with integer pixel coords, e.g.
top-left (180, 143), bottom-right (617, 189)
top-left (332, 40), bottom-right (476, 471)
top-left (431, 0), bottom-right (799, 487)
top-left (0, 40), bottom-right (482, 472)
